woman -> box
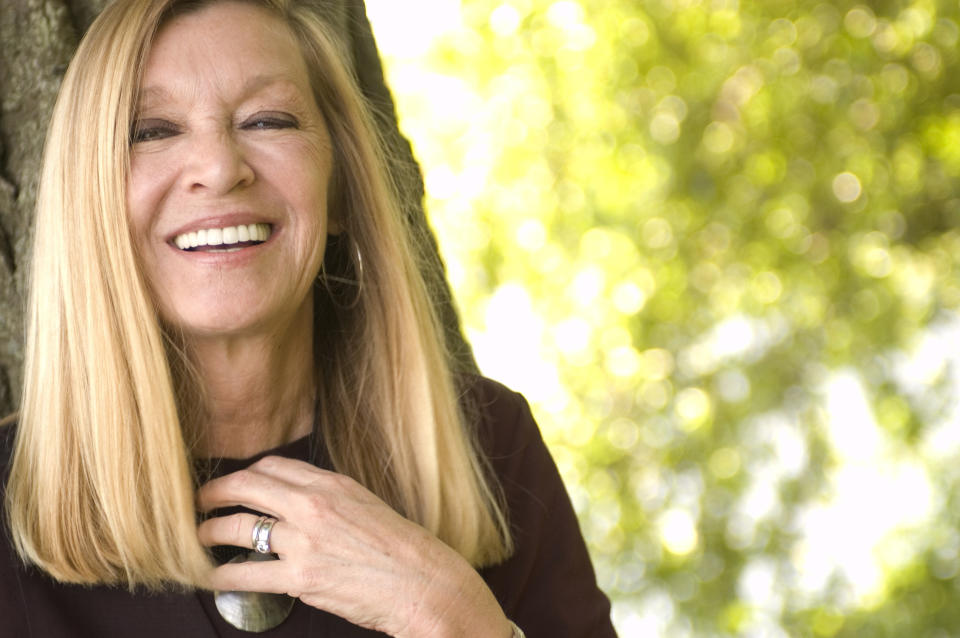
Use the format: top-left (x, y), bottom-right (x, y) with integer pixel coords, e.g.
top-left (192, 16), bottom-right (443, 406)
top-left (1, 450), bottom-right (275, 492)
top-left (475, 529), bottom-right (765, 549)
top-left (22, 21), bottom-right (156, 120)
top-left (0, 1), bottom-right (616, 636)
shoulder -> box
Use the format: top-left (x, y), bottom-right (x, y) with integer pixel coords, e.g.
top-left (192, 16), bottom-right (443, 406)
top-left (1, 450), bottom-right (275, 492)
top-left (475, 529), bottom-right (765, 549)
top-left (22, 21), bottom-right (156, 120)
top-left (458, 374), bottom-right (530, 418)
top-left (461, 378), bottom-right (619, 636)
top-left (457, 375), bottom-right (541, 460)
top-left (457, 375), bottom-right (560, 522)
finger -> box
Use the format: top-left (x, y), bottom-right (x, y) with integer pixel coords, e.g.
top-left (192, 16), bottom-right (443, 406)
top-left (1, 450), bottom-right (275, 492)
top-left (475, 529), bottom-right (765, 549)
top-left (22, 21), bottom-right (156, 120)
top-left (247, 456), bottom-right (380, 507)
top-left (196, 468), bottom-right (294, 515)
top-left (197, 513), bottom-right (293, 555)
top-left (208, 557), bottom-right (302, 597)
top-left (247, 455), bottom-right (344, 487)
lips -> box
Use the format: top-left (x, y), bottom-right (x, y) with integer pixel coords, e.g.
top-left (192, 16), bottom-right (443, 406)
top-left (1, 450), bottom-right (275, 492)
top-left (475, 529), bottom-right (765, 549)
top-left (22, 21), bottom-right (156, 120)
top-left (173, 223), bottom-right (272, 251)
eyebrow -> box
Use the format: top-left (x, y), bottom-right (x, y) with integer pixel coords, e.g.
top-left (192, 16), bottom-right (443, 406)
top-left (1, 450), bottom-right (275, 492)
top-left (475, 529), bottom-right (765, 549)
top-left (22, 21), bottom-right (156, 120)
top-left (135, 74), bottom-right (308, 110)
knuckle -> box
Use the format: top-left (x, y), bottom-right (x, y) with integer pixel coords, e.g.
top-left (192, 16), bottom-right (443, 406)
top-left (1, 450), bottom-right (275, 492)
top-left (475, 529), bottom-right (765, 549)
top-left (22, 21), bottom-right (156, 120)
top-left (252, 455), bottom-right (281, 472)
top-left (294, 565), bottom-right (323, 593)
top-left (230, 514), bottom-right (247, 543)
top-left (331, 473), bottom-right (358, 490)
top-left (224, 468), bottom-right (254, 490)
top-left (319, 472), bottom-right (360, 499)
top-left (292, 530), bottom-right (315, 554)
top-left (304, 491), bottom-right (333, 517)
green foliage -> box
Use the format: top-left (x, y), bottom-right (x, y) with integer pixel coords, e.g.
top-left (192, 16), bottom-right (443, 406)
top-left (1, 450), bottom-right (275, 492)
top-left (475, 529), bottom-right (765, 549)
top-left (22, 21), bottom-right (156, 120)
top-left (373, 0), bottom-right (960, 634)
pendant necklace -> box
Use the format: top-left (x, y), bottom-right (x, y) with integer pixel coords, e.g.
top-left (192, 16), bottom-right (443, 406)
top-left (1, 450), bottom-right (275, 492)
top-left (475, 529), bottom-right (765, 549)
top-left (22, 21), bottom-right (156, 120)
top-left (214, 551), bottom-right (295, 632)
top-left (211, 409), bottom-right (320, 632)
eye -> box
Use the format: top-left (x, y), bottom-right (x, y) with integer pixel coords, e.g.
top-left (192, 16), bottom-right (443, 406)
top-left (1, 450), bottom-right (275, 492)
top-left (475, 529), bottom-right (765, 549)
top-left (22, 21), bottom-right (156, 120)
top-left (242, 113), bottom-right (299, 131)
top-left (130, 119), bottom-right (179, 144)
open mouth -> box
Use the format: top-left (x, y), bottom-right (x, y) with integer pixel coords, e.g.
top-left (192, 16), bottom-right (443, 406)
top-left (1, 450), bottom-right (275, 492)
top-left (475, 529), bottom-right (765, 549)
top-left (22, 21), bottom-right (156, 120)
top-left (173, 223), bottom-right (272, 252)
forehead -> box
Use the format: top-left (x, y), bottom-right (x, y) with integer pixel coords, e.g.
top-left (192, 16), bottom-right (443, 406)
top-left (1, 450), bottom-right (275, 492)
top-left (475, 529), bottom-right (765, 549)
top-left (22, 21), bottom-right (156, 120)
top-left (138, 2), bottom-right (312, 105)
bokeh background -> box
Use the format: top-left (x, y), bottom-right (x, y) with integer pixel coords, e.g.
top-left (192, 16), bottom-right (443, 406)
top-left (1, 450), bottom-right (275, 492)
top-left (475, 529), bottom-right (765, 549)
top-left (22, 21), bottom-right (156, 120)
top-left (365, 1), bottom-right (960, 636)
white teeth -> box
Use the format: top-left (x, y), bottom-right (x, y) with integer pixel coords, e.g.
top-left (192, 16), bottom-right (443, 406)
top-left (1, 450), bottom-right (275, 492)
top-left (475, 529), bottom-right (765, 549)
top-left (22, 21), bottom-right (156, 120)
top-left (174, 223), bottom-right (271, 251)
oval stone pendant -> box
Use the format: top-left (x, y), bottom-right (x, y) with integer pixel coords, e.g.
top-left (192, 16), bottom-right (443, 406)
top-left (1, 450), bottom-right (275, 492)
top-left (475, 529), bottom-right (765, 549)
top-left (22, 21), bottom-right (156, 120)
top-left (214, 552), bottom-right (295, 632)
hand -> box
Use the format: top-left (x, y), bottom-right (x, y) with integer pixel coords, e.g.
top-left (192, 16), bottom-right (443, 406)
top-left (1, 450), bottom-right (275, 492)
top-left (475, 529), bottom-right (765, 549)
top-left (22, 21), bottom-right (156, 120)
top-left (196, 455), bottom-right (512, 638)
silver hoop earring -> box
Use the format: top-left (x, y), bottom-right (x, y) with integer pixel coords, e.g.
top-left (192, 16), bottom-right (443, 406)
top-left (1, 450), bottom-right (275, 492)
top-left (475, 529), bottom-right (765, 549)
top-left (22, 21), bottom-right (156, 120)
top-left (319, 234), bottom-right (363, 309)
top-left (351, 237), bottom-right (364, 287)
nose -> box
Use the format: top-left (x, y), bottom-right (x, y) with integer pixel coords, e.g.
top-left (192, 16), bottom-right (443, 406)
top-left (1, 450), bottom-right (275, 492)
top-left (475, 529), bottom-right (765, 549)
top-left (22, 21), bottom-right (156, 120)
top-left (182, 128), bottom-right (255, 195)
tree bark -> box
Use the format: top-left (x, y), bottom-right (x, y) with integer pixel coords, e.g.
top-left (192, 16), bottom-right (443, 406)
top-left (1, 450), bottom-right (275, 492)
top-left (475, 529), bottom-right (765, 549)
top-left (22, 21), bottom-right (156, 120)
top-left (0, 0), bottom-right (475, 415)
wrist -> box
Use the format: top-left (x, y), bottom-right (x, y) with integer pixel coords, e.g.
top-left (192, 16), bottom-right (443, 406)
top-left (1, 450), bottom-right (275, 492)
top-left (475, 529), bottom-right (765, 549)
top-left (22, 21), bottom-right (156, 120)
top-left (397, 549), bottom-right (508, 638)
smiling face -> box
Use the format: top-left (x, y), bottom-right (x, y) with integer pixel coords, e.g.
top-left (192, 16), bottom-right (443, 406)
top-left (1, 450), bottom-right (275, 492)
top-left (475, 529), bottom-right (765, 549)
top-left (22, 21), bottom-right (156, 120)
top-left (127, 1), bottom-right (336, 340)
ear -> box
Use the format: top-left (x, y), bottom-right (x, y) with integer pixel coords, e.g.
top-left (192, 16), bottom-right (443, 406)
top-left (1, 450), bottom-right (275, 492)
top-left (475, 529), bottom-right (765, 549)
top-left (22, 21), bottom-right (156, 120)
top-left (325, 162), bottom-right (343, 236)
top-left (326, 213), bottom-right (342, 236)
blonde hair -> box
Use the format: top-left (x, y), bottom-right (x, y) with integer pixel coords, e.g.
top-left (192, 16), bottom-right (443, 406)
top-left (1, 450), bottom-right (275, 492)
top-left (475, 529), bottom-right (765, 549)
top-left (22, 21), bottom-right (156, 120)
top-left (7, 0), bottom-right (511, 589)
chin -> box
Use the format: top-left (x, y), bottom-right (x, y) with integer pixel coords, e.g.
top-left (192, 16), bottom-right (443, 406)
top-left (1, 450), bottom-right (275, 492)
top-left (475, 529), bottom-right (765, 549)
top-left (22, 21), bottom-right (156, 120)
top-left (159, 304), bottom-right (262, 338)
top-left (159, 295), bottom-right (311, 341)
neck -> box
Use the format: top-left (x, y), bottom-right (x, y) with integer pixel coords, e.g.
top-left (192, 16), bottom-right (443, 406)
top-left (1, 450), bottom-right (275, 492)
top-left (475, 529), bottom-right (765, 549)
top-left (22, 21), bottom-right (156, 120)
top-left (187, 303), bottom-right (316, 459)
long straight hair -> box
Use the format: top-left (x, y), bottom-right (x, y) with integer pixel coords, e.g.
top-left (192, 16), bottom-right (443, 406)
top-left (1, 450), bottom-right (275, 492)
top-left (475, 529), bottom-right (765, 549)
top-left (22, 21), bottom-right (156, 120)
top-left (7, 0), bottom-right (511, 588)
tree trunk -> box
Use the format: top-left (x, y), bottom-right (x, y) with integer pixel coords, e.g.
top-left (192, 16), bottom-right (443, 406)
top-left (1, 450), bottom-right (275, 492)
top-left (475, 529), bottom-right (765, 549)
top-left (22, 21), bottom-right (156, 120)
top-left (0, 0), bottom-right (475, 416)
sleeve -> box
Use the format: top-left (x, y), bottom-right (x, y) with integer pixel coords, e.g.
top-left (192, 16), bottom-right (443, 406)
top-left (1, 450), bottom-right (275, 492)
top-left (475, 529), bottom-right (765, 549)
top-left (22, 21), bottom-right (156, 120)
top-left (472, 378), bottom-right (618, 638)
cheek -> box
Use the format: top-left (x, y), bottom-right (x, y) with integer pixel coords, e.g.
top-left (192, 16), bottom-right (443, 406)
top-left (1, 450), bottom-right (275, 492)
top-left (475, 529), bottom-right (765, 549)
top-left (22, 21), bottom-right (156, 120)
top-left (269, 135), bottom-right (333, 206)
top-left (126, 158), bottom-right (167, 240)
top-left (276, 157), bottom-right (332, 227)
top-left (127, 152), bottom-right (187, 250)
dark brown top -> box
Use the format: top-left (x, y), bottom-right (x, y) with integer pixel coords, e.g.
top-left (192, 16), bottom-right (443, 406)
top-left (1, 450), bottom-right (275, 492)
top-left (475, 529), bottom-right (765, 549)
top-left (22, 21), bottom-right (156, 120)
top-left (0, 377), bottom-right (617, 637)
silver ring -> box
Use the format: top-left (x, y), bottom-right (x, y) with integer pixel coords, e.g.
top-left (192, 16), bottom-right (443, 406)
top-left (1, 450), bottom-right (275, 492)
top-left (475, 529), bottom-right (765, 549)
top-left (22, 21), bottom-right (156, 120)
top-left (250, 516), bottom-right (267, 549)
top-left (251, 516), bottom-right (278, 554)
